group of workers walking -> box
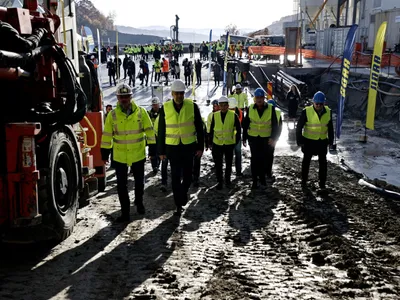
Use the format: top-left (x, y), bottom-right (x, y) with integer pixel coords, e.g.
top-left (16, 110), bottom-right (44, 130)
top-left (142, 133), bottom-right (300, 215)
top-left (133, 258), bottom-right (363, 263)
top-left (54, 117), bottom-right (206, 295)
top-left (101, 79), bottom-right (334, 222)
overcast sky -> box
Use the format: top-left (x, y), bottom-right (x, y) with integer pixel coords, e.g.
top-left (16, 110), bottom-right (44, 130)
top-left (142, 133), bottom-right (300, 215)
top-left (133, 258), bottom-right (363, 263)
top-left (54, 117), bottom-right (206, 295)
top-left (91, 0), bottom-right (294, 30)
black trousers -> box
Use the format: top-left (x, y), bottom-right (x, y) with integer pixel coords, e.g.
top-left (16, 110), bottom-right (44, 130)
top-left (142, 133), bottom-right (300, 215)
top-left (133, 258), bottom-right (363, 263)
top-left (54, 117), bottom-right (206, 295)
top-left (109, 75), bottom-right (116, 86)
top-left (140, 73), bottom-right (149, 86)
top-left (124, 67), bottom-right (127, 79)
top-left (164, 72), bottom-right (169, 83)
top-left (196, 71), bottom-right (201, 84)
top-left (155, 72), bottom-right (161, 82)
top-left (161, 158), bottom-right (169, 185)
top-left (193, 155), bottom-right (201, 181)
top-left (185, 75), bottom-right (191, 85)
top-left (114, 159), bottom-right (145, 217)
top-left (128, 74), bottom-right (135, 86)
top-left (168, 146), bottom-right (194, 207)
top-left (212, 144), bottom-right (234, 184)
top-left (249, 137), bottom-right (274, 183)
top-left (301, 139), bottom-right (328, 186)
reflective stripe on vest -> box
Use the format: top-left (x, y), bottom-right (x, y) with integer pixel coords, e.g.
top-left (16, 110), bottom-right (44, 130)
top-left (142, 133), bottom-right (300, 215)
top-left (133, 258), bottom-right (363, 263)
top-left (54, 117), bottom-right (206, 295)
top-left (164, 99), bottom-right (196, 145)
top-left (213, 110), bottom-right (235, 145)
top-left (303, 106), bottom-right (331, 140)
top-left (248, 104), bottom-right (273, 137)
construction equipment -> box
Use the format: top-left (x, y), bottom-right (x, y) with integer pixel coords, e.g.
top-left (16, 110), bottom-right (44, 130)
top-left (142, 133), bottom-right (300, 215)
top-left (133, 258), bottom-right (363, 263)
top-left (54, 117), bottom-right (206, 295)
top-left (0, 0), bottom-right (105, 242)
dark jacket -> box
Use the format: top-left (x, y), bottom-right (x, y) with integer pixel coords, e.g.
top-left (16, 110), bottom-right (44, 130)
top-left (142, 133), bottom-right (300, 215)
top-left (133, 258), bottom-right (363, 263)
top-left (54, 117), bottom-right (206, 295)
top-left (209, 111), bottom-right (241, 147)
top-left (107, 61), bottom-right (115, 76)
top-left (127, 59), bottom-right (135, 76)
top-left (296, 106), bottom-right (334, 146)
top-left (157, 101), bottom-right (205, 156)
top-left (195, 61), bottom-right (202, 73)
top-left (242, 103), bottom-right (279, 143)
top-left (123, 56), bottom-right (129, 69)
top-left (153, 48), bottom-right (161, 60)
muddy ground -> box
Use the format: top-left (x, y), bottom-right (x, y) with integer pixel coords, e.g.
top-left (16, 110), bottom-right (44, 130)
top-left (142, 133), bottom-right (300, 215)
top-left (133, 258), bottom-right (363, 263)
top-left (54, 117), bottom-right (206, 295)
top-left (0, 152), bottom-right (399, 300)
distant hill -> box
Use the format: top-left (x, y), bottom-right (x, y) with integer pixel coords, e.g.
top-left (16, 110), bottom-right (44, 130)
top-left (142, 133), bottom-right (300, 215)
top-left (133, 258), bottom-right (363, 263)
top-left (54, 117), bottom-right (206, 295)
top-left (266, 14), bottom-right (296, 35)
top-left (116, 25), bottom-right (258, 43)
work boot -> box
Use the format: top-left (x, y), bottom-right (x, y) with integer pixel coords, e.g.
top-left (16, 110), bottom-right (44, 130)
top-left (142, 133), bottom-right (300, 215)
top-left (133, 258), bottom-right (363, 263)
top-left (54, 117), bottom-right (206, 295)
top-left (137, 204), bottom-right (145, 215)
top-left (174, 206), bottom-right (183, 216)
top-left (160, 184), bottom-right (167, 192)
top-left (152, 167), bottom-right (159, 175)
top-left (265, 176), bottom-right (275, 184)
top-left (115, 215), bottom-right (130, 223)
top-left (259, 177), bottom-right (267, 187)
top-left (193, 178), bottom-right (199, 188)
top-left (216, 182), bottom-right (223, 190)
top-left (225, 180), bottom-right (232, 188)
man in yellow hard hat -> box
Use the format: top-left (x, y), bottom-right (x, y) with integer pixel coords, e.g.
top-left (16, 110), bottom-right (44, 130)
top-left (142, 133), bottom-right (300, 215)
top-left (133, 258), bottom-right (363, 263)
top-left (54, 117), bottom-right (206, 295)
top-left (157, 79), bottom-right (205, 216)
top-left (101, 83), bottom-right (156, 222)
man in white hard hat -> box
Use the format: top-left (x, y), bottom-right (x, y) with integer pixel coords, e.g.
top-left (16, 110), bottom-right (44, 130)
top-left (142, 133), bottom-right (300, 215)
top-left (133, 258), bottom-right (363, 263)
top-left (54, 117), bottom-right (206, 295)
top-left (209, 96), bottom-right (241, 189)
top-left (147, 97), bottom-right (161, 174)
top-left (157, 79), bottom-right (204, 216)
top-left (233, 84), bottom-right (248, 111)
top-left (101, 83), bottom-right (156, 221)
top-left (228, 97), bottom-right (243, 177)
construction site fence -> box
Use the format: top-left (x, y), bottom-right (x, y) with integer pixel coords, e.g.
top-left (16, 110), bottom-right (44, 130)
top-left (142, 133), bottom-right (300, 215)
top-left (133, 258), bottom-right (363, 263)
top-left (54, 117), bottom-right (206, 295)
top-left (248, 46), bottom-right (400, 68)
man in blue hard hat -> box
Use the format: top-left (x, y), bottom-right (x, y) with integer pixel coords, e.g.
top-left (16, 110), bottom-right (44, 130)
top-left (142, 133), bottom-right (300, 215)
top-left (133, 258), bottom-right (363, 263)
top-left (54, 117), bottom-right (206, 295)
top-left (296, 91), bottom-right (334, 191)
top-left (243, 87), bottom-right (279, 189)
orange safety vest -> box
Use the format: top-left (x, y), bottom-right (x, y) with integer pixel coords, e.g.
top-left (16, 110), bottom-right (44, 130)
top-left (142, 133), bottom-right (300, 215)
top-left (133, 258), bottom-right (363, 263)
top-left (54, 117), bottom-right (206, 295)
top-left (162, 59), bottom-right (169, 72)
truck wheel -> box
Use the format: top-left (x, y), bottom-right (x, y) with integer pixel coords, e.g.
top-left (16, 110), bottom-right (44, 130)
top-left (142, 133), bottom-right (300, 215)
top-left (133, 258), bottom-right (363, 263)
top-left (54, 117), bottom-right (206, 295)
top-left (41, 131), bottom-right (79, 241)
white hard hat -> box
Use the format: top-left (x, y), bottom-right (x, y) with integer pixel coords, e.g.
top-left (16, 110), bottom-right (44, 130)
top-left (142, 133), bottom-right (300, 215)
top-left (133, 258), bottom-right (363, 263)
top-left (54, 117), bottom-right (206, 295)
top-left (235, 84), bottom-right (242, 89)
top-left (91, 55), bottom-right (95, 59)
top-left (171, 79), bottom-right (186, 92)
top-left (116, 83), bottom-right (132, 96)
top-left (218, 96), bottom-right (229, 104)
top-left (151, 97), bottom-right (160, 104)
top-left (228, 97), bottom-right (237, 109)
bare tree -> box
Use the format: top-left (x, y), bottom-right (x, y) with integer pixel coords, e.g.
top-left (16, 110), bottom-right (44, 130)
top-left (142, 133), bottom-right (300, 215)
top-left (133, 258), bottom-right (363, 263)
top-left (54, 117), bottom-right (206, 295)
top-left (225, 24), bottom-right (240, 35)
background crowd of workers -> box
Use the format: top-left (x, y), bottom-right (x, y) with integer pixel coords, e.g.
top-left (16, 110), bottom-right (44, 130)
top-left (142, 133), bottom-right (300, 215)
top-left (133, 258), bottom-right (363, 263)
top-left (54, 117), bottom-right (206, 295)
top-left (97, 39), bottom-right (248, 90)
top-left (101, 79), bottom-right (333, 221)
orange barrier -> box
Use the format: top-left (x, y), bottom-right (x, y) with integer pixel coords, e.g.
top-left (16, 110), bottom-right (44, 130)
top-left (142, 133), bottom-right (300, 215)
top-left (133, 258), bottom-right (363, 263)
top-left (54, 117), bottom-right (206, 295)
top-left (248, 46), bottom-right (400, 68)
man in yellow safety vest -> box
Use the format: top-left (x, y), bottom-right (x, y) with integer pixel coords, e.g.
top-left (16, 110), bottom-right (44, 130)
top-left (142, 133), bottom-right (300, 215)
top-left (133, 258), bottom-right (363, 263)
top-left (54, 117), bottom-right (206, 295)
top-left (209, 96), bottom-right (241, 190)
top-left (242, 88), bottom-right (279, 189)
top-left (157, 79), bottom-right (205, 216)
top-left (101, 83), bottom-right (156, 221)
top-left (296, 91), bottom-right (334, 191)
top-left (233, 84), bottom-right (248, 110)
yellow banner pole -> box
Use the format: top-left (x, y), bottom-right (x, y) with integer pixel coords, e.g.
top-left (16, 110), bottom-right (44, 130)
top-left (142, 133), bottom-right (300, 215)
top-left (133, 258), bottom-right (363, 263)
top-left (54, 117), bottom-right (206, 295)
top-left (366, 21), bottom-right (387, 130)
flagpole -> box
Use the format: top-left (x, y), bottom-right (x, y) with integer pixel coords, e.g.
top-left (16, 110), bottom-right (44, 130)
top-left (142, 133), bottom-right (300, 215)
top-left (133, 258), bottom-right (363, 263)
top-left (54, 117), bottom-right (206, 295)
top-left (222, 32), bottom-right (230, 96)
top-left (206, 29), bottom-right (212, 104)
top-left (97, 28), bottom-right (102, 85)
top-left (116, 31), bottom-right (119, 81)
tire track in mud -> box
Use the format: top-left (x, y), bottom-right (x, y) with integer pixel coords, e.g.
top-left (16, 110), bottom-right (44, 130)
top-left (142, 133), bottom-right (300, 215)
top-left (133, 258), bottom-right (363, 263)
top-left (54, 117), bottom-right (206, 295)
top-left (275, 156), bottom-right (400, 299)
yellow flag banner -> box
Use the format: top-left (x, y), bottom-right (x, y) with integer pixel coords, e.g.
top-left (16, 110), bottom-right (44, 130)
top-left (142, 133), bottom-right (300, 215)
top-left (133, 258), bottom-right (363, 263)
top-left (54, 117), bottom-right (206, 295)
top-left (366, 22), bottom-right (387, 130)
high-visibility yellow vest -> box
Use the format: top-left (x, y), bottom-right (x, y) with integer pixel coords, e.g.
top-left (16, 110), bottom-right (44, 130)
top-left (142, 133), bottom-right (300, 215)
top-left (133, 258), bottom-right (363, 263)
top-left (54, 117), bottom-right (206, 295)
top-left (154, 60), bottom-right (161, 73)
top-left (248, 103), bottom-right (273, 137)
top-left (101, 101), bottom-right (156, 165)
top-left (213, 110), bottom-right (235, 145)
top-left (164, 99), bottom-right (196, 145)
top-left (207, 111), bottom-right (214, 133)
top-left (154, 115), bottom-right (159, 136)
top-left (233, 93), bottom-right (248, 109)
top-left (276, 108), bottom-right (281, 122)
top-left (303, 106), bottom-right (331, 140)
